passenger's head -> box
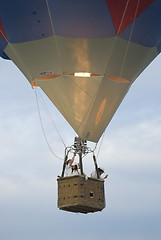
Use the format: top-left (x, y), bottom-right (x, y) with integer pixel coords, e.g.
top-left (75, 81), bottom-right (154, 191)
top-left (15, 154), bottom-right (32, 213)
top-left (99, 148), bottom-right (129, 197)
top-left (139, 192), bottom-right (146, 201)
top-left (72, 164), bottom-right (78, 171)
top-left (66, 159), bottom-right (72, 165)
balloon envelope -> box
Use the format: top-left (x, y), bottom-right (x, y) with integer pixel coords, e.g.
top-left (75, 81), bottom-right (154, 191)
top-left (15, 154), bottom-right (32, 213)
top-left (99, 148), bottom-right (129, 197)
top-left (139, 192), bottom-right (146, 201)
top-left (1, 0), bottom-right (161, 142)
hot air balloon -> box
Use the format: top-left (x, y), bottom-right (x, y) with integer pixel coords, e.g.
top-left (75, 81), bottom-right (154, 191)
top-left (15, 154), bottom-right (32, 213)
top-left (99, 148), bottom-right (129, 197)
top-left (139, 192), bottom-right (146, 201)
top-left (1, 0), bottom-right (161, 213)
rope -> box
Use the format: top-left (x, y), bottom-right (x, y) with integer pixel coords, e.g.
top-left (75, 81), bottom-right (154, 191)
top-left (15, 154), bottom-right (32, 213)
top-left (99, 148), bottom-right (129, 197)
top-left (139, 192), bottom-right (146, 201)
top-left (45, 0), bottom-right (77, 125)
top-left (93, 142), bottom-right (98, 152)
top-left (96, 132), bottom-right (105, 159)
top-left (38, 0), bottom-right (141, 161)
top-left (1, 27), bottom-right (33, 81)
top-left (35, 88), bottom-right (64, 161)
top-left (45, 0), bottom-right (63, 73)
top-left (104, 0), bottom-right (131, 75)
top-left (118, 0), bottom-right (141, 78)
top-left (36, 88), bottom-right (66, 148)
top-left (95, 0), bottom-right (141, 157)
top-left (116, 0), bottom-right (130, 35)
top-left (76, 0), bottom-right (133, 152)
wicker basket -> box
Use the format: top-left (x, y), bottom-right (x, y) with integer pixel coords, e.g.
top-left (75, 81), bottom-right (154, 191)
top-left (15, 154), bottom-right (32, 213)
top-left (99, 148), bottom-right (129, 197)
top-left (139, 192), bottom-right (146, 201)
top-left (57, 175), bottom-right (105, 214)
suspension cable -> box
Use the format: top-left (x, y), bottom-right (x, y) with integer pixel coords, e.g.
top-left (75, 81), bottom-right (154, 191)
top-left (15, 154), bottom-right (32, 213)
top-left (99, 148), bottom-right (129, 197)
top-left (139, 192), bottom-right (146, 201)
top-left (96, 132), bottom-right (105, 159)
top-left (95, 0), bottom-right (141, 157)
top-left (35, 88), bottom-right (64, 160)
top-left (118, 0), bottom-right (141, 79)
top-left (45, 0), bottom-right (63, 73)
top-left (36, 0), bottom-right (140, 161)
top-left (36, 88), bottom-right (66, 148)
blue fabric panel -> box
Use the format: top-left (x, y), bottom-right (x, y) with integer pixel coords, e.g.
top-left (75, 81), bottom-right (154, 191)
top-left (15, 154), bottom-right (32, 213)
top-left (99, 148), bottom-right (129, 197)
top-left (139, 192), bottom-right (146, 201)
top-left (119, 0), bottom-right (161, 47)
top-left (47, 0), bottom-right (115, 38)
top-left (157, 42), bottom-right (161, 53)
top-left (0, 0), bottom-right (115, 42)
top-left (0, 34), bottom-right (8, 58)
top-left (0, 0), bottom-right (53, 43)
top-left (0, 49), bottom-right (10, 59)
top-left (0, 35), bottom-right (7, 50)
top-left (0, 0), bottom-right (160, 46)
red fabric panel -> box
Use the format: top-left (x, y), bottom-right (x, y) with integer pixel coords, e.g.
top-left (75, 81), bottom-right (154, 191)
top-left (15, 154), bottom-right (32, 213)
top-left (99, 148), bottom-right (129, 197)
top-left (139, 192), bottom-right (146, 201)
top-left (0, 19), bottom-right (8, 41)
top-left (106, 0), bottom-right (155, 35)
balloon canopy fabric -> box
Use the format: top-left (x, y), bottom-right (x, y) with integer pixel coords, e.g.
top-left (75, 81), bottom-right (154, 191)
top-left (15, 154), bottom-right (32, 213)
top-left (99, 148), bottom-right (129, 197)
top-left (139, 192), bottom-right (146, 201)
top-left (0, 0), bottom-right (161, 142)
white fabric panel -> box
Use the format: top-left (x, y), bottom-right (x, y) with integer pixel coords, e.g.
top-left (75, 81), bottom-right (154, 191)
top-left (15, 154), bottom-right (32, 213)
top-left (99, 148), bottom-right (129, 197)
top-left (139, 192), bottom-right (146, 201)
top-left (3, 35), bottom-right (158, 142)
top-left (4, 36), bottom-right (62, 80)
top-left (37, 75), bottom-right (130, 142)
top-left (79, 77), bottom-right (131, 141)
top-left (37, 75), bottom-right (102, 134)
top-left (4, 36), bottom-right (157, 82)
top-left (55, 37), bottom-right (114, 74)
top-left (104, 37), bottom-right (158, 81)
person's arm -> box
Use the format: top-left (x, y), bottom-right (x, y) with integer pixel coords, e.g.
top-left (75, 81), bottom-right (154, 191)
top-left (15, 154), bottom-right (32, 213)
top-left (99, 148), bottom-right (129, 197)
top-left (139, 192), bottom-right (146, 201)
top-left (104, 174), bottom-right (108, 179)
top-left (69, 152), bottom-right (76, 166)
top-left (77, 161), bottom-right (87, 178)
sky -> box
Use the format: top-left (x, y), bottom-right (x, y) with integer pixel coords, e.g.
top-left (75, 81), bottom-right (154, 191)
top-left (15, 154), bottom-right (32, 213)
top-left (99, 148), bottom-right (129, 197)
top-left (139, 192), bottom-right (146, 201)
top-left (0, 54), bottom-right (161, 240)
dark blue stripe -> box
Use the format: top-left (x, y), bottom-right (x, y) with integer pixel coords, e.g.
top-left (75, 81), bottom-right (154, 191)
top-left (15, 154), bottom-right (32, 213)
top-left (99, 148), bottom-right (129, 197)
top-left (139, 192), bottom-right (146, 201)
top-left (0, 0), bottom-right (53, 43)
top-left (157, 42), bottom-right (161, 53)
top-left (119, 0), bottom-right (161, 47)
top-left (0, 0), bottom-right (115, 42)
top-left (0, 35), bottom-right (7, 49)
top-left (47, 0), bottom-right (115, 38)
top-left (0, 0), bottom-right (161, 48)
top-left (0, 48), bottom-right (10, 59)
top-left (0, 35), bottom-right (8, 58)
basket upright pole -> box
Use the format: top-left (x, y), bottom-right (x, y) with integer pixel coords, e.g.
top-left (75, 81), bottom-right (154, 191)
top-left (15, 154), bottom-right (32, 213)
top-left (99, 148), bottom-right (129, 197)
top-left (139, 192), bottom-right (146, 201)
top-left (93, 154), bottom-right (100, 179)
top-left (61, 149), bottom-right (68, 177)
top-left (79, 151), bottom-right (84, 176)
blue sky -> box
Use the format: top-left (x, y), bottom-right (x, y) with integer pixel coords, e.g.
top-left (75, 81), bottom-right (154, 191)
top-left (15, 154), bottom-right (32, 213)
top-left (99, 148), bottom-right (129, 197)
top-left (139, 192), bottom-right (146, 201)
top-left (0, 54), bottom-right (161, 240)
